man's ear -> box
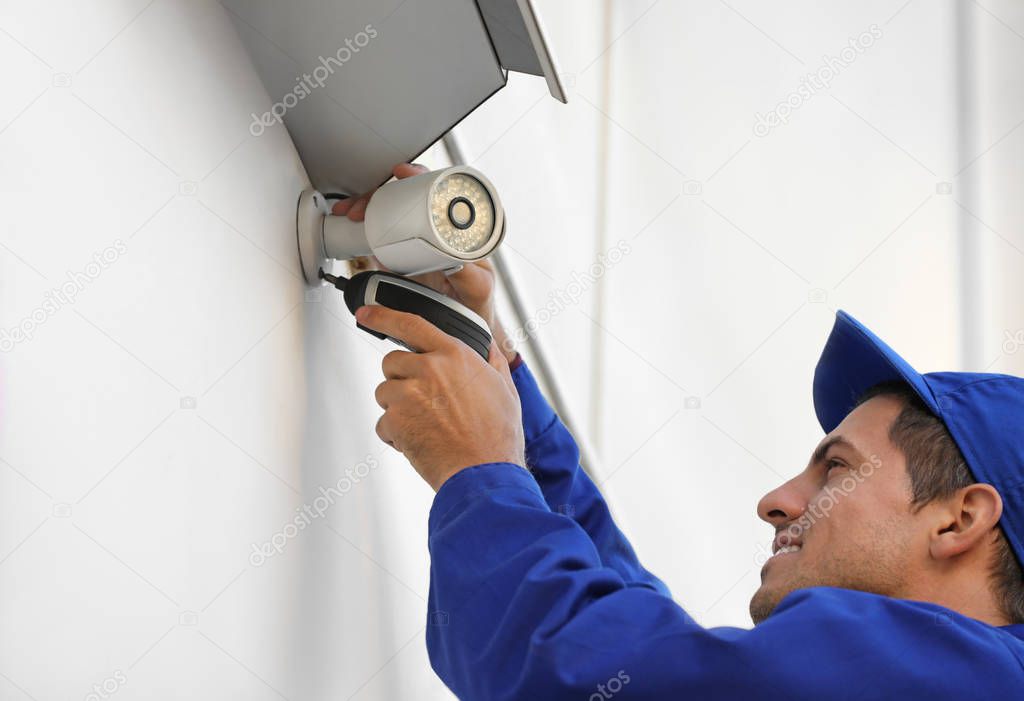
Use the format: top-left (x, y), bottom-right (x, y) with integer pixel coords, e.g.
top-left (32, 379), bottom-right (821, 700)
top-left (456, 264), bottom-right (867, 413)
top-left (929, 483), bottom-right (1004, 561)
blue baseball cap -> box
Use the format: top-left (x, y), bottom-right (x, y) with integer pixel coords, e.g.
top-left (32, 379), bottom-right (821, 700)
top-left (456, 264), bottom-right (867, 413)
top-left (813, 310), bottom-right (1024, 568)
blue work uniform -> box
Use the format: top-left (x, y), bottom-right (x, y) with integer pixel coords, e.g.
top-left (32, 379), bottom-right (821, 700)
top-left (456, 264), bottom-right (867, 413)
top-left (425, 361), bottom-right (1024, 700)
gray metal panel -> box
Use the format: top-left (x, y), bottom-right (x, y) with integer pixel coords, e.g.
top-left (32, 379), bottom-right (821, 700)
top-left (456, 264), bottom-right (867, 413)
top-left (477, 0), bottom-right (544, 74)
top-left (514, 0), bottom-right (567, 103)
top-left (477, 0), bottom-right (567, 103)
top-left (224, 0), bottom-right (507, 195)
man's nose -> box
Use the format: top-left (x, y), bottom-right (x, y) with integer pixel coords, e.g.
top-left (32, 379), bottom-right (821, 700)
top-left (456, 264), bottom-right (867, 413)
top-left (756, 476), bottom-right (809, 527)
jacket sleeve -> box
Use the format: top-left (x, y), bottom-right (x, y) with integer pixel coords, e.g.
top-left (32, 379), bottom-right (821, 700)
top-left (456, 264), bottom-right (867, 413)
top-left (426, 463), bottom-right (1024, 701)
top-left (510, 361), bottom-right (669, 596)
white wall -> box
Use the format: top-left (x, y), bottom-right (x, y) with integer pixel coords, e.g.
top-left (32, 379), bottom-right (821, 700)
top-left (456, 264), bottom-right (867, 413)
top-left (0, 1), bottom-right (451, 698)
top-left (3, 1), bottom-right (1023, 698)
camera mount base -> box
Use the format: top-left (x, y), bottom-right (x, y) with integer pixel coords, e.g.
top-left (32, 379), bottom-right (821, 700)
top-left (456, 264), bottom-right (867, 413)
top-left (296, 189), bottom-right (329, 285)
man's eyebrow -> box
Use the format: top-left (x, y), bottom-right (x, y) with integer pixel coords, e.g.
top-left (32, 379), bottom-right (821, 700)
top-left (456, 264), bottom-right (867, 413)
top-left (811, 436), bottom-right (861, 464)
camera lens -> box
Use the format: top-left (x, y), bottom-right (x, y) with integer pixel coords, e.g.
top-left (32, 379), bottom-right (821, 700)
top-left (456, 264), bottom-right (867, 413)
top-left (431, 173), bottom-right (494, 253)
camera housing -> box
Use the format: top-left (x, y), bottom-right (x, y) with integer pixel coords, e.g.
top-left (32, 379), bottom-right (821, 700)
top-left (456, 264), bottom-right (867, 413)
top-left (297, 166), bottom-right (506, 284)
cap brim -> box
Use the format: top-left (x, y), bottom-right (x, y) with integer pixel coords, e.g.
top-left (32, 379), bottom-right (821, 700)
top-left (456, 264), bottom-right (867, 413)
top-left (813, 311), bottom-right (940, 433)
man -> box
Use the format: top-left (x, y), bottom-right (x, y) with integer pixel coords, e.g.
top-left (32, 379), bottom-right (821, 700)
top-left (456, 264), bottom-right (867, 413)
top-left (338, 166), bottom-right (1024, 699)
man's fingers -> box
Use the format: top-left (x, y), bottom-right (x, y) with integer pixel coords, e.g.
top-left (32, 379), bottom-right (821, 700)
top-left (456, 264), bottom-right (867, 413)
top-left (382, 350), bottom-right (420, 379)
top-left (357, 305), bottom-right (452, 354)
top-left (331, 165), bottom-right (425, 221)
top-left (332, 165), bottom-right (425, 222)
top-left (393, 163), bottom-right (429, 179)
top-left (332, 194), bottom-right (369, 220)
top-left (374, 379), bottom-right (407, 409)
top-left (375, 414), bottom-right (396, 448)
top-left (347, 196), bottom-right (370, 222)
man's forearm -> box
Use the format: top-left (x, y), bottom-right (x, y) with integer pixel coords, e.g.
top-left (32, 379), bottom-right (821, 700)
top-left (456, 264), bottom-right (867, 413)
top-left (509, 358), bottom-right (670, 595)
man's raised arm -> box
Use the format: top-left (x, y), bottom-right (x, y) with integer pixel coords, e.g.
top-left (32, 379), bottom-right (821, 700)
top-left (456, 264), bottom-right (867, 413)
top-left (509, 356), bottom-right (669, 596)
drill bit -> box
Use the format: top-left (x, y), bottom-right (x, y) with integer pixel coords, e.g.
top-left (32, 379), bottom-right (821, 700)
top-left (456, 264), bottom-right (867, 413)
top-left (319, 268), bottom-right (347, 290)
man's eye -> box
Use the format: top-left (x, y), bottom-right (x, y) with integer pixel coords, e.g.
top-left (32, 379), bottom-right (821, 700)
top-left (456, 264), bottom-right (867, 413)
top-left (826, 459), bottom-right (846, 473)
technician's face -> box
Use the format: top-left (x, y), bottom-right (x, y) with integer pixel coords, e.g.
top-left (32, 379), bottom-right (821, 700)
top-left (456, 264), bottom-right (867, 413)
top-left (749, 395), bottom-right (919, 624)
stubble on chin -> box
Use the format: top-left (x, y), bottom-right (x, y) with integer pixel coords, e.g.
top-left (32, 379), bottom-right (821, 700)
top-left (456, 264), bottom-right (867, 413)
top-left (749, 577), bottom-right (793, 625)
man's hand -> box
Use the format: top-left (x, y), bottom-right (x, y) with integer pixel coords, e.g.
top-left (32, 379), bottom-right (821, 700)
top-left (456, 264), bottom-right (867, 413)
top-left (334, 163), bottom-right (519, 363)
top-left (357, 304), bottom-right (525, 491)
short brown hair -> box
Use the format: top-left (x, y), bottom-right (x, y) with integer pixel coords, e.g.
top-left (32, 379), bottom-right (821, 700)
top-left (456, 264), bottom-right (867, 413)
top-left (857, 381), bottom-right (1024, 624)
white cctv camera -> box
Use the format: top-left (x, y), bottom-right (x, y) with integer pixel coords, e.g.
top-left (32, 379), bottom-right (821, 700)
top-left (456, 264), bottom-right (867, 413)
top-left (296, 166), bottom-right (506, 283)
